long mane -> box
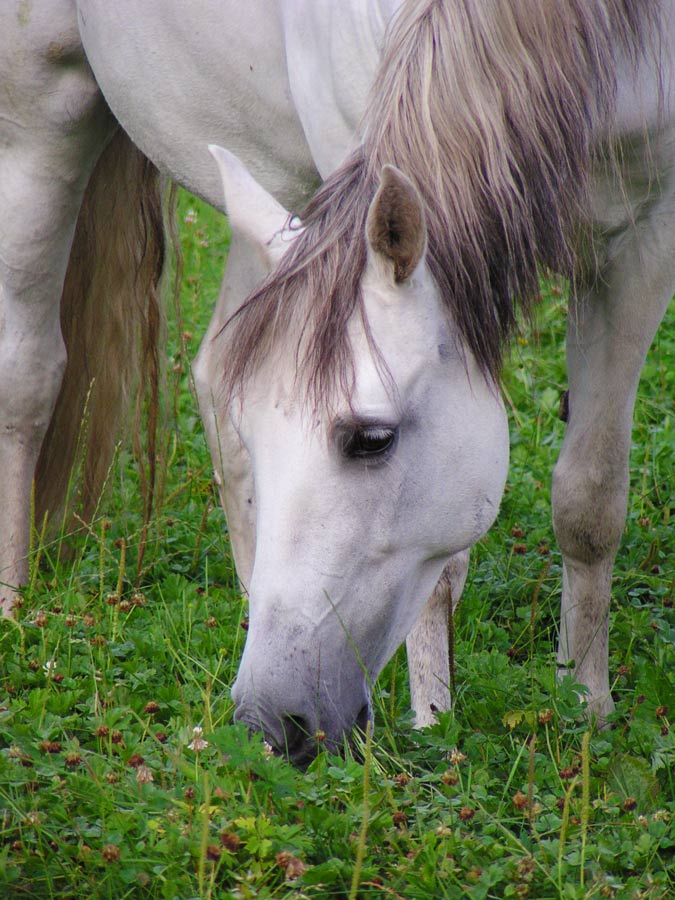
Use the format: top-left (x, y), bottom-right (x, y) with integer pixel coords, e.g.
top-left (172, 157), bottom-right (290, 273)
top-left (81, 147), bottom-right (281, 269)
top-left (222, 0), bottom-right (659, 408)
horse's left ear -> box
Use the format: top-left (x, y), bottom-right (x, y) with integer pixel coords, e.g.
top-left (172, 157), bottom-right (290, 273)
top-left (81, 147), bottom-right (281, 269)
top-left (366, 165), bottom-right (427, 283)
top-left (208, 144), bottom-right (291, 267)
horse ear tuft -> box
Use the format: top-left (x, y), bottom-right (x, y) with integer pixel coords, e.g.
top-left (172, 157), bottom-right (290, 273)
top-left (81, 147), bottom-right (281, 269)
top-left (366, 165), bottom-right (427, 282)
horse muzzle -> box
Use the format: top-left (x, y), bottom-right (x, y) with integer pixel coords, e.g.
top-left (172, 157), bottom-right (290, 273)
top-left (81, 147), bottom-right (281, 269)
top-left (231, 655), bottom-right (373, 766)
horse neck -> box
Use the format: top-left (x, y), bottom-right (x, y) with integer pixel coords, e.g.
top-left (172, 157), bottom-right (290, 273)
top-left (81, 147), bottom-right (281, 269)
top-left (354, 0), bottom-right (662, 378)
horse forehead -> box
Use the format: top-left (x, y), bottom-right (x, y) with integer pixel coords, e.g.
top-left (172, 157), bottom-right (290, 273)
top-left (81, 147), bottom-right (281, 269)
top-left (239, 260), bottom-right (447, 431)
top-left (354, 263), bottom-right (446, 367)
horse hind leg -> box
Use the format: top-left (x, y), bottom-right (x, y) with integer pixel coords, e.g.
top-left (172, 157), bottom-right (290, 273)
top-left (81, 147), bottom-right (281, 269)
top-left (552, 170), bottom-right (675, 722)
top-left (0, 153), bottom-right (99, 610)
top-left (0, 34), bottom-right (115, 611)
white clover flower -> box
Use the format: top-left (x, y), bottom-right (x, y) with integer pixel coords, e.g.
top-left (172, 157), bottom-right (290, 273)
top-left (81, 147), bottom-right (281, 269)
top-left (136, 765), bottom-right (154, 784)
top-left (188, 725), bottom-right (208, 752)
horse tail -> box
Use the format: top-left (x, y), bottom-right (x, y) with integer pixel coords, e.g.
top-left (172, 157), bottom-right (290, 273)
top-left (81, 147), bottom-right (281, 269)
top-left (35, 128), bottom-right (166, 537)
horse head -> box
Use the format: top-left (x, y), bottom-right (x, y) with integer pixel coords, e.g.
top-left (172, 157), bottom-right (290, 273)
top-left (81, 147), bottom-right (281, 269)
top-left (198, 146), bottom-right (509, 765)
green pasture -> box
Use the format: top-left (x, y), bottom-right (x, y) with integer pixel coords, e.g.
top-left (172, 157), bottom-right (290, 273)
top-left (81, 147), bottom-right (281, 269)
top-left (0, 192), bottom-right (673, 899)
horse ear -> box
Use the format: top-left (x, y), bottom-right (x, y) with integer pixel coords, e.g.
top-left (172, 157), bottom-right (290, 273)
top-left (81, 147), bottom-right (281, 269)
top-left (208, 144), bottom-right (290, 267)
top-left (366, 165), bottom-right (427, 283)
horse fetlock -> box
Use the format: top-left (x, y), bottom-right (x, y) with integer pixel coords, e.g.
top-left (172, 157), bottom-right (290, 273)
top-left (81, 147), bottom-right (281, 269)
top-left (584, 688), bottom-right (616, 728)
top-left (0, 582), bottom-right (23, 617)
top-left (557, 657), bottom-right (615, 726)
top-left (557, 556), bottom-right (613, 722)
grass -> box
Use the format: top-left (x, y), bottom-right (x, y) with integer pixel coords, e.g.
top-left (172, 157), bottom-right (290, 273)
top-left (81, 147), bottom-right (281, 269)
top-left (0, 192), bottom-right (673, 899)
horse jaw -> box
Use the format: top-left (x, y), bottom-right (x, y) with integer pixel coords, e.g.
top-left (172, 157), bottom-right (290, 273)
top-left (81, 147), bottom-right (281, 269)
top-left (194, 148), bottom-right (302, 597)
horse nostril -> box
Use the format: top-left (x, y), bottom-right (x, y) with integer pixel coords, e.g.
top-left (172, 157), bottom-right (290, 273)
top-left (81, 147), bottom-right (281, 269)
top-left (280, 714), bottom-right (312, 756)
top-left (355, 703), bottom-right (372, 735)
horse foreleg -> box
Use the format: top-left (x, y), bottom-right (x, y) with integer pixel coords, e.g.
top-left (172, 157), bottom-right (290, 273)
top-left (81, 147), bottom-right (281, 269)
top-left (406, 549), bottom-right (470, 727)
top-left (552, 179), bottom-right (675, 722)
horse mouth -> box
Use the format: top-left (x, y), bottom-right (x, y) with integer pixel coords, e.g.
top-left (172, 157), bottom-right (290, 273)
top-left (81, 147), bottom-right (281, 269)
top-left (234, 702), bottom-right (373, 768)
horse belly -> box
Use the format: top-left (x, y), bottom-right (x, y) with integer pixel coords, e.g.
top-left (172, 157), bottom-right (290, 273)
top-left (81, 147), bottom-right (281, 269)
top-left (76, 0), bottom-right (320, 209)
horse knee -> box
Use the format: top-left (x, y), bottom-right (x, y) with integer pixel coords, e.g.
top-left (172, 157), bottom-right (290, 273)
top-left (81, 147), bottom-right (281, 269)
top-left (552, 454), bottom-right (628, 566)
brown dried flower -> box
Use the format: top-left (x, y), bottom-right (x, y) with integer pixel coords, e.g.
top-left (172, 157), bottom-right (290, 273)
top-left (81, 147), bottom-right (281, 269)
top-left (101, 844), bottom-right (120, 864)
top-left (392, 811), bottom-right (408, 828)
top-left (220, 831), bottom-right (242, 852)
top-left (513, 791), bottom-right (528, 811)
top-left (276, 851), bottom-right (306, 879)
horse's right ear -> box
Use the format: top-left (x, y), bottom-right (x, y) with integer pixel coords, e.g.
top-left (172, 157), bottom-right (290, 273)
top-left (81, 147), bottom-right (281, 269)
top-left (366, 165), bottom-right (427, 283)
top-left (208, 145), bottom-right (291, 268)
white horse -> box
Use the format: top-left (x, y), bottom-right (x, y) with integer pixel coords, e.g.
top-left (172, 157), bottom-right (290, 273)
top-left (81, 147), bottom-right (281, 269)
top-left (1, 1), bottom-right (673, 763)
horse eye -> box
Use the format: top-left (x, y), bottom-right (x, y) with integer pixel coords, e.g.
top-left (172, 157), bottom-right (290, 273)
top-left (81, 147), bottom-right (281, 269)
top-left (341, 426), bottom-right (397, 460)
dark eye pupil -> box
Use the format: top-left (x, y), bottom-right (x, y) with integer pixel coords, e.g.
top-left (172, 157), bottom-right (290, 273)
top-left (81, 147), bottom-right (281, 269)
top-left (342, 427), bottom-right (395, 459)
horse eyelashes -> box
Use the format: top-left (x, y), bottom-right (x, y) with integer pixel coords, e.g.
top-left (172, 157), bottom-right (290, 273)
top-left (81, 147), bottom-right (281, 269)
top-left (340, 426), bottom-right (397, 460)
